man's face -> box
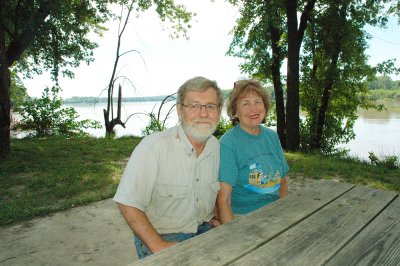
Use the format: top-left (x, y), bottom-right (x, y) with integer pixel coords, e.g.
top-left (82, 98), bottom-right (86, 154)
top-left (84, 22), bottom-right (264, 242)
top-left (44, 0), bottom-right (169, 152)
top-left (177, 87), bottom-right (221, 143)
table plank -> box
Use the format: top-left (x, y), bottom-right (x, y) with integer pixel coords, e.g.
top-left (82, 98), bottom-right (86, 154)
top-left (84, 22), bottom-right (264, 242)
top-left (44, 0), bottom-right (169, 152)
top-left (131, 180), bottom-right (354, 265)
top-left (326, 196), bottom-right (400, 266)
top-left (229, 185), bottom-right (397, 266)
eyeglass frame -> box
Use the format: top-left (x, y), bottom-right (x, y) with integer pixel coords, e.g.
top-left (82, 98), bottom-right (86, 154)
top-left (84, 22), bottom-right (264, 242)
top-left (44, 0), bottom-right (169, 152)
top-left (179, 102), bottom-right (220, 113)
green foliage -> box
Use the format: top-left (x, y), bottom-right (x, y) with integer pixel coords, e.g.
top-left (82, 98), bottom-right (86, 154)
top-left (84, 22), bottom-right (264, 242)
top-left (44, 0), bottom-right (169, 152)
top-left (15, 86), bottom-right (101, 137)
top-left (141, 94), bottom-right (176, 136)
top-left (368, 152), bottom-right (399, 170)
top-left (10, 71), bottom-right (28, 109)
top-left (367, 89), bottom-right (400, 101)
top-left (213, 117), bottom-right (234, 139)
top-left (141, 113), bottom-right (167, 136)
top-left (264, 101), bottom-right (277, 128)
top-left (367, 75), bottom-right (400, 90)
top-left (4, 0), bottom-right (113, 80)
top-left (299, 1), bottom-right (389, 154)
top-left (286, 152), bottom-right (400, 192)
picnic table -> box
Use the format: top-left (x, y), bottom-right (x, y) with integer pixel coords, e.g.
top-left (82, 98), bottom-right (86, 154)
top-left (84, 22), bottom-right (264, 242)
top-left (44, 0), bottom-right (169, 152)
top-left (130, 179), bottom-right (399, 265)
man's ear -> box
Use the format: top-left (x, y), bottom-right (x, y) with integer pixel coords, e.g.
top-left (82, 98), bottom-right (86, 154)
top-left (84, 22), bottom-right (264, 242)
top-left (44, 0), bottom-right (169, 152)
top-left (176, 104), bottom-right (182, 121)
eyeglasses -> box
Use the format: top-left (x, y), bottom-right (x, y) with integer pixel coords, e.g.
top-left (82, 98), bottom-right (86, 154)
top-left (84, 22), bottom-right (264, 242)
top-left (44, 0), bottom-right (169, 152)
top-left (180, 103), bottom-right (219, 113)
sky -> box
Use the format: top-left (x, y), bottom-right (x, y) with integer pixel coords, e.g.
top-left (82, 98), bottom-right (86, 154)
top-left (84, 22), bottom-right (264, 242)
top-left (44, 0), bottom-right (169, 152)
top-left (22, 1), bottom-right (400, 99)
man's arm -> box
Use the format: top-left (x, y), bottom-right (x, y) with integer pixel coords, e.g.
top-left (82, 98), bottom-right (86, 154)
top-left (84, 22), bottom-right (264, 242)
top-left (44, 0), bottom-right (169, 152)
top-left (117, 203), bottom-right (176, 253)
top-left (209, 204), bottom-right (221, 227)
top-left (217, 182), bottom-right (234, 224)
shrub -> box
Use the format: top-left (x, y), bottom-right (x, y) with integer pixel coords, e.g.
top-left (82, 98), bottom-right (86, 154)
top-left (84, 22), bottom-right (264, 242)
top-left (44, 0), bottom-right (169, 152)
top-left (213, 117), bottom-right (233, 139)
top-left (15, 86), bottom-right (101, 137)
top-left (368, 152), bottom-right (399, 169)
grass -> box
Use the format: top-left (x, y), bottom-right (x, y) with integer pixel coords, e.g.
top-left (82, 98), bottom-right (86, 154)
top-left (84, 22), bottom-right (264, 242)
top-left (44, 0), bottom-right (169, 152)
top-left (1, 137), bottom-right (399, 226)
top-left (0, 136), bottom-right (141, 225)
top-left (286, 152), bottom-right (400, 192)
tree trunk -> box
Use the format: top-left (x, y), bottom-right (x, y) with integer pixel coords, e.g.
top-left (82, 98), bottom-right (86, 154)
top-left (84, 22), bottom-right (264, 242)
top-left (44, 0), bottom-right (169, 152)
top-left (0, 15), bottom-right (11, 158)
top-left (285, 0), bottom-right (300, 151)
top-left (285, 0), bottom-right (316, 151)
top-left (314, 54), bottom-right (338, 149)
top-left (0, 1), bottom-right (52, 157)
top-left (314, 3), bottom-right (345, 149)
top-left (103, 84), bottom-right (125, 137)
top-left (269, 23), bottom-right (286, 148)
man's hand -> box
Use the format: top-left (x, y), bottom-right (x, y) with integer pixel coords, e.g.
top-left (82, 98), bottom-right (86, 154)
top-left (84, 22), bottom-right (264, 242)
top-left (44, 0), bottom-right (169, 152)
top-left (209, 217), bottom-right (221, 227)
top-left (152, 240), bottom-right (177, 253)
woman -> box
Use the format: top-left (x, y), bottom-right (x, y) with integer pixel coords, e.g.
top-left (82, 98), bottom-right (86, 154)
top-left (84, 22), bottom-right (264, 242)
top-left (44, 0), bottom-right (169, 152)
top-left (217, 79), bottom-right (289, 224)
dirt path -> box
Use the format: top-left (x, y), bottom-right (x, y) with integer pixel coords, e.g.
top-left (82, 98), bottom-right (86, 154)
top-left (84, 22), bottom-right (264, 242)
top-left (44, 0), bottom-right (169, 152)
top-left (0, 199), bottom-right (137, 266)
top-left (0, 176), bottom-right (313, 266)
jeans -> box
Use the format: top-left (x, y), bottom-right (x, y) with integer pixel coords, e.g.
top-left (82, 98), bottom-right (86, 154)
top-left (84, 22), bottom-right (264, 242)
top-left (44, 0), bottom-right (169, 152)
top-left (134, 222), bottom-right (213, 259)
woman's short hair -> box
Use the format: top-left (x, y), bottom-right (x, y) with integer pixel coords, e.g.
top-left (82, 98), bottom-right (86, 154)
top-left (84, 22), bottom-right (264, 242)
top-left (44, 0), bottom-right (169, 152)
top-left (176, 76), bottom-right (224, 109)
top-left (227, 79), bottom-right (270, 125)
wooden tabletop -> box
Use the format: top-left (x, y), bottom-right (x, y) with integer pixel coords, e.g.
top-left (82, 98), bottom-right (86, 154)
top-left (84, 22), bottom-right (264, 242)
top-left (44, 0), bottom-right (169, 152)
top-left (130, 179), bottom-right (399, 265)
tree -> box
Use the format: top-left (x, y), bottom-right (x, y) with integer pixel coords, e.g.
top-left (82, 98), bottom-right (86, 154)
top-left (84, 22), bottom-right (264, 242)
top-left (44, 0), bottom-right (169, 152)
top-left (227, 0), bottom-right (315, 151)
top-left (227, 0), bottom-right (396, 154)
top-left (227, 0), bottom-right (287, 148)
top-left (0, 0), bottom-right (113, 158)
top-left (0, 0), bottom-right (192, 157)
top-left (284, 0), bottom-right (316, 151)
top-left (102, 1), bottom-right (192, 136)
top-left (300, 0), bottom-right (393, 153)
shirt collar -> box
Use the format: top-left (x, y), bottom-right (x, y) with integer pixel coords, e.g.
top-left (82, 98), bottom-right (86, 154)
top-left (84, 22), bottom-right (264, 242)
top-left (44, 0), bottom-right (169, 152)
top-left (177, 125), bottom-right (212, 158)
top-left (177, 125), bottom-right (195, 155)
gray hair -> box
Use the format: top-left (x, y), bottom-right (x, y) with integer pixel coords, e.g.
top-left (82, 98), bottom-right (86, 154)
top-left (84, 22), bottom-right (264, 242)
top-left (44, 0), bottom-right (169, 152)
top-left (176, 76), bottom-right (224, 108)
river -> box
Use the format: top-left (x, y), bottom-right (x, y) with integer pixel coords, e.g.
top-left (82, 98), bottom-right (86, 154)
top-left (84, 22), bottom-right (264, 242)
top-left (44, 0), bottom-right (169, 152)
top-left (14, 101), bottom-right (400, 160)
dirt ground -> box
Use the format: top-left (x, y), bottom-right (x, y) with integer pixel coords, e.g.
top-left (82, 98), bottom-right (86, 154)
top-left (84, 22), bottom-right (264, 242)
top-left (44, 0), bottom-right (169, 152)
top-left (0, 176), bottom-right (312, 266)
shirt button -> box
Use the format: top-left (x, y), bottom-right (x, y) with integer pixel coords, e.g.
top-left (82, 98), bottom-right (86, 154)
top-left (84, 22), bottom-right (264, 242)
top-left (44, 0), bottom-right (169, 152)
top-left (197, 198), bottom-right (199, 202)
top-left (196, 178), bottom-right (199, 182)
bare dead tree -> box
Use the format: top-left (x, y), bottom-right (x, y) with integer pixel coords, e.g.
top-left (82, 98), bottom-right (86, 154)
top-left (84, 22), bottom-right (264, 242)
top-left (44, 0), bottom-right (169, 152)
top-left (103, 1), bottom-right (140, 137)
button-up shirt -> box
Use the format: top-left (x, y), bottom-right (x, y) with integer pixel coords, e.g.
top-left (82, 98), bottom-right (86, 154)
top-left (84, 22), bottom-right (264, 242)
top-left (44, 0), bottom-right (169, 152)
top-left (114, 125), bottom-right (220, 234)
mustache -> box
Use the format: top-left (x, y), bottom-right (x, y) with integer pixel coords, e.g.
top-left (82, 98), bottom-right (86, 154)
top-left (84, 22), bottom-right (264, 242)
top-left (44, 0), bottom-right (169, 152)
top-left (192, 118), bottom-right (213, 123)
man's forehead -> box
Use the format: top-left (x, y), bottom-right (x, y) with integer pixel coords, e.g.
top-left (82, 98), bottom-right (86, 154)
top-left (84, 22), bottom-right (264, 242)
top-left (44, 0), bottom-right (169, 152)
top-left (184, 87), bottom-right (217, 99)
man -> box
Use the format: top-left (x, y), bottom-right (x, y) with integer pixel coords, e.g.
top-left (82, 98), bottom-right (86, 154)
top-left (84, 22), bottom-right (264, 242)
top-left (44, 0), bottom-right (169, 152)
top-left (113, 76), bottom-right (224, 259)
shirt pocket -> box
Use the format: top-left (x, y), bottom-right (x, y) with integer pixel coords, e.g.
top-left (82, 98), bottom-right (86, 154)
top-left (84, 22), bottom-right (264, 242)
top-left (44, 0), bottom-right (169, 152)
top-left (155, 184), bottom-right (188, 217)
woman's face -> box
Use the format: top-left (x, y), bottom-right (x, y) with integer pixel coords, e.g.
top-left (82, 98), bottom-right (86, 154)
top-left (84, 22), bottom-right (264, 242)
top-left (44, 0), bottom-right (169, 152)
top-left (235, 90), bottom-right (265, 134)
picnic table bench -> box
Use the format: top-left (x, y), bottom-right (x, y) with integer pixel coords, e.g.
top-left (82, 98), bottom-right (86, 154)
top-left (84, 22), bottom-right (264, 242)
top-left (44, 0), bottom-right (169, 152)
top-left (130, 179), bottom-right (399, 265)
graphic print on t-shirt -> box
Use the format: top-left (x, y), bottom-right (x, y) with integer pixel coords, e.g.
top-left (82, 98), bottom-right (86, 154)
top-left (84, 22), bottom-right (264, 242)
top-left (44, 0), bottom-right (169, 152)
top-left (244, 162), bottom-right (281, 194)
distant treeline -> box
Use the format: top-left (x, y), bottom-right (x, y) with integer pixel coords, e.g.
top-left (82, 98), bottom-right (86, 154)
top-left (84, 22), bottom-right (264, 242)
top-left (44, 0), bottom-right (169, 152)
top-left (367, 76), bottom-right (400, 90)
top-left (63, 77), bottom-right (399, 104)
top-left (63, 95), bottom-right (170, 104)
top-left (63, 90), bottom-right (233, 104)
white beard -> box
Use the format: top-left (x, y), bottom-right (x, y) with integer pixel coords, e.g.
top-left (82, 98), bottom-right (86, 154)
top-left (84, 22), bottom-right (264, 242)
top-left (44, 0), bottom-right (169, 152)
top-left (181, 118), bottom-right (217, 143)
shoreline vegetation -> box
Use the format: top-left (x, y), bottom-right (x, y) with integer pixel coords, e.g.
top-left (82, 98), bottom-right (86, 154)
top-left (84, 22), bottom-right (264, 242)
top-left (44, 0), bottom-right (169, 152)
top-left (62, 90), bottom-right (399, 105)
top-left (62, 95), bottom-right (169, 104)
top-left (61, 89), bottom-right (233, 104)
top-left (1, 136), bottom-right (399, 226)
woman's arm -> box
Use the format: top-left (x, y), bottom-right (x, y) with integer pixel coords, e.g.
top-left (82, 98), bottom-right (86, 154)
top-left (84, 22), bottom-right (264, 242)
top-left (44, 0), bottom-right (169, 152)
top-left (279, 177), bottom-right (288, 199)
top-left (217, 182), bottom-right (234, 224)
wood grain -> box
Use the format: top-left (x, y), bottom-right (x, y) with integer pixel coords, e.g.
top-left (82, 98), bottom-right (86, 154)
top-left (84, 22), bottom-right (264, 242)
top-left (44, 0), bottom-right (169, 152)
top-left (130, 180), bottom-right (354, 266)
top-left (229, 186), bottom-right (397, 266)
top-left (325, 196), bottom-right (400, 266)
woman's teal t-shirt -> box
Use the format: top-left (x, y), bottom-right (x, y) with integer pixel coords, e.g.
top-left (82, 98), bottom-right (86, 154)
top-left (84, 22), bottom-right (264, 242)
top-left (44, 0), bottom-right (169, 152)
top-left (219, 125), bottom-right (289, 214)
